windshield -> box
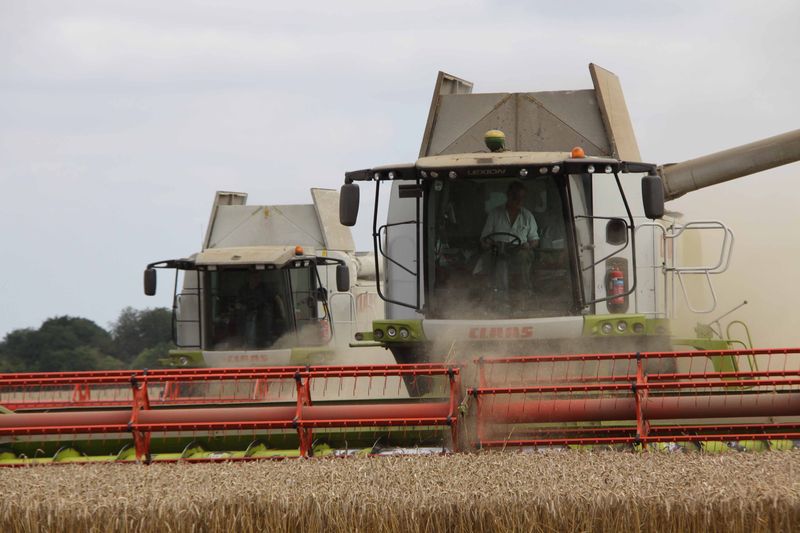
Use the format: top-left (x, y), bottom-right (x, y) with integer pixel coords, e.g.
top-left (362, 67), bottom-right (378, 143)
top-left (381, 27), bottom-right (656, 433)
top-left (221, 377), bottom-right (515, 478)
top-left (202, 265), bottom-right (326, 350)
top-left (425, 174), bottom-right (576, 319)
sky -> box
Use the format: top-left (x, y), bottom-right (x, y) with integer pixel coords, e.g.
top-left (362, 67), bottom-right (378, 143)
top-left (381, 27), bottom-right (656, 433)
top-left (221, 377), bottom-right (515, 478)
top-left (0, 0), bottom-right (799, 344)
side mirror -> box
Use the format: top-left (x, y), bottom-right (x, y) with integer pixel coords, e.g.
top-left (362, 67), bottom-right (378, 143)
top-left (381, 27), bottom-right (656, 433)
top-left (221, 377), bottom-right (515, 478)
top-left (336, 264), bottom-right (350, 293)
top-left (144, 268), bottom-right (157, 296)
top-left (605, 218), bottom-right (627, 245)
top-left (339, 183), bottom-right (360, 226)
top-left (641, 173), bottom-right (665, 220)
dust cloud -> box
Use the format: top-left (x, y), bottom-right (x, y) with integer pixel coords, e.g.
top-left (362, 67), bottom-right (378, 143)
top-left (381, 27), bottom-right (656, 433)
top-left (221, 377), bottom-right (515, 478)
top-left (668, 167), bottom-right (800, 348)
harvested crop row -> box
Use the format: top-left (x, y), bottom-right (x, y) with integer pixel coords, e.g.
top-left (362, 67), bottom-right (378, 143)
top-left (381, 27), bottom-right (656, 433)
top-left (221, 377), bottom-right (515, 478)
top-left (1, 451), bottom-right (798, 533)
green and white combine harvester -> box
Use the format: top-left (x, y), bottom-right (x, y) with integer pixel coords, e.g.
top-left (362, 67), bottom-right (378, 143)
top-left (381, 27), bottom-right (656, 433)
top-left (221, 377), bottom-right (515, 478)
top-left (1, 64), bottom-right (799, 464)
top-left (143, 188), bottom-right (392, 373)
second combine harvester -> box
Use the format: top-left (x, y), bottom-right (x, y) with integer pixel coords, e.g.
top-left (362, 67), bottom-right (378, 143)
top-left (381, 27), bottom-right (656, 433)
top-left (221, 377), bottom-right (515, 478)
top-left (143, 189), bottom-right (390, 371)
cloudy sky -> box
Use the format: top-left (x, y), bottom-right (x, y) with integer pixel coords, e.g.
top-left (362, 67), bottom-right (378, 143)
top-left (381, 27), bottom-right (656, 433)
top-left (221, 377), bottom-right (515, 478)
top-left (1, 0), bottom-right (799, 344)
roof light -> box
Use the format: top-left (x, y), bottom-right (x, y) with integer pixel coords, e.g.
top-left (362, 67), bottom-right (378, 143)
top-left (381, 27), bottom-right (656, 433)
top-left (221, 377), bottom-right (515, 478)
top-left (448, 171), bottom-right (457, 179)
top-left (388, 171), bottom-right (396, 179)
top-left (519, 169), bottom-right (528, 177)
top-left (420, 170), bottom-right (427, 178)
top-left (551, 165), bottom-right (560, 173)
top-left (539, 167), bottom-right (548, 175)
top-left (571, 147), bottom-right (586, 158)
top-left (605, 165), bottom-right (613, 173)
top-left (587, 165), bottom-right (595, 173)
top-left (430, 171), bottom-right (439, 178)
top-left (295, 245), bottom-right (304, 256)
top-left (373, 172), bottom-right (380, 180)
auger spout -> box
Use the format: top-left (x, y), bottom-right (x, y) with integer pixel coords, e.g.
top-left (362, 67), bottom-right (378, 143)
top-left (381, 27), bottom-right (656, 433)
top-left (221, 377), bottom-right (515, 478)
top-left (660, 128), bottom-right (800, 201)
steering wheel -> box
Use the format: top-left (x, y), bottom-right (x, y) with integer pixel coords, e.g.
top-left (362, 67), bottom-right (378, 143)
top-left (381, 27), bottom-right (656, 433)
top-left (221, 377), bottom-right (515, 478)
top-left (483, 232), bottom-right (523, 252)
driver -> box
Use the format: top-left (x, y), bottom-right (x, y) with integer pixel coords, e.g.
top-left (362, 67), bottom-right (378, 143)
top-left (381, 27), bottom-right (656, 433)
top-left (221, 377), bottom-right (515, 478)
top-left (480, 181), bottom-right (540, 250)
top-left (478, 181), bottom-right (539, 290)
top-left (239, 271), bottom-right (288, 349)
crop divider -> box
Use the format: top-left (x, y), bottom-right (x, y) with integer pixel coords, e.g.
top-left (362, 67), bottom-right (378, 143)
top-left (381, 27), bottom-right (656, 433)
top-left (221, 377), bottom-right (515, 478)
top-left (129, 373), bottom-right (152, 462)
top-left (294, 371), bottom-right (314, 457)
top-left (71, 383), bottom-right (91, 403)
top-left (634, 353), bottom-right (649, 449)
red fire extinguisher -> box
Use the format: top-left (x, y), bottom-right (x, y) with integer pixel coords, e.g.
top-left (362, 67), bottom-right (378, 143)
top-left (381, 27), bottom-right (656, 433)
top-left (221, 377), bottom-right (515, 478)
top-left (609, 267), bottom-right (625, 305)
top-left (318, 318), bottom-right (332, 344)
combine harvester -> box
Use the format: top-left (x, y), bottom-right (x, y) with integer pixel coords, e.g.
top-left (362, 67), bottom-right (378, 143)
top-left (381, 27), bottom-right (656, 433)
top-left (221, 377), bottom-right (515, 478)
top-left (141, 189), bottom-right (404, 403)
top-left (1, 64), bottom-right (800, 464)
top-left (142, 188), bottom-right (390, 371)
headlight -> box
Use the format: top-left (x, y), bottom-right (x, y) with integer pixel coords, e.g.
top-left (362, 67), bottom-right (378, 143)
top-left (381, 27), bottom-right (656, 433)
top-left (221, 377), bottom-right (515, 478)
top-left (633, 323), bottom-right (645, 334)
top-left (354, 332), bottom-right (364, 341)
top-left (386, 326), bottom-right (397, 338)
top-left (601, 322), bottom-right (613, 335)
top-left (179, 356), bottom-right (189, 366)
top-left (616, 321), bottom-right (628, 332)
top-left (399, 327), bottom-right (410, 339)
top-left (373, 329), bottom-right (384, 340)
top-left (587, 164), bottom-right (596, 173)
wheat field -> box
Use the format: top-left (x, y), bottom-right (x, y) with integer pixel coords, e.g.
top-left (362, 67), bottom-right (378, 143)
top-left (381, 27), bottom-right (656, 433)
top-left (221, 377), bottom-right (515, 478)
top-left (0, 451), bottom-right (798, 533)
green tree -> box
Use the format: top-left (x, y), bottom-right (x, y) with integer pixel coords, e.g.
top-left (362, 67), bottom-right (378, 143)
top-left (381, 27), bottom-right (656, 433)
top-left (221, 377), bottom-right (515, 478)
top-left (110, 307), bottom-right (172, 364)
top-left (0, 316), bottom-right (123, 372)
top-left (130, 341), bottom-right (173, 370)
top-left (0, 309), bottom-right (174, 373)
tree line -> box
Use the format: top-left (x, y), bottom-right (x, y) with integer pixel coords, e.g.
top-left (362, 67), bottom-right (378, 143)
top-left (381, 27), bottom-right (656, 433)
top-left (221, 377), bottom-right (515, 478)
top-left (0, 307), bottom-right (173, 373)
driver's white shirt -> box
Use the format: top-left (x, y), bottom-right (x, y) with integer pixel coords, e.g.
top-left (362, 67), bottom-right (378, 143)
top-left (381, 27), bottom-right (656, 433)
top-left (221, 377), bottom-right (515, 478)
top-left (480, 205), bottom-right (539, 243)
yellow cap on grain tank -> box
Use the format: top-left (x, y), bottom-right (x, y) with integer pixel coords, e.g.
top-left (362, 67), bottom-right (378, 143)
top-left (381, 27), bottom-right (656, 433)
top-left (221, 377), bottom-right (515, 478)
top-left (485, 130), bottom-right (506, 152)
